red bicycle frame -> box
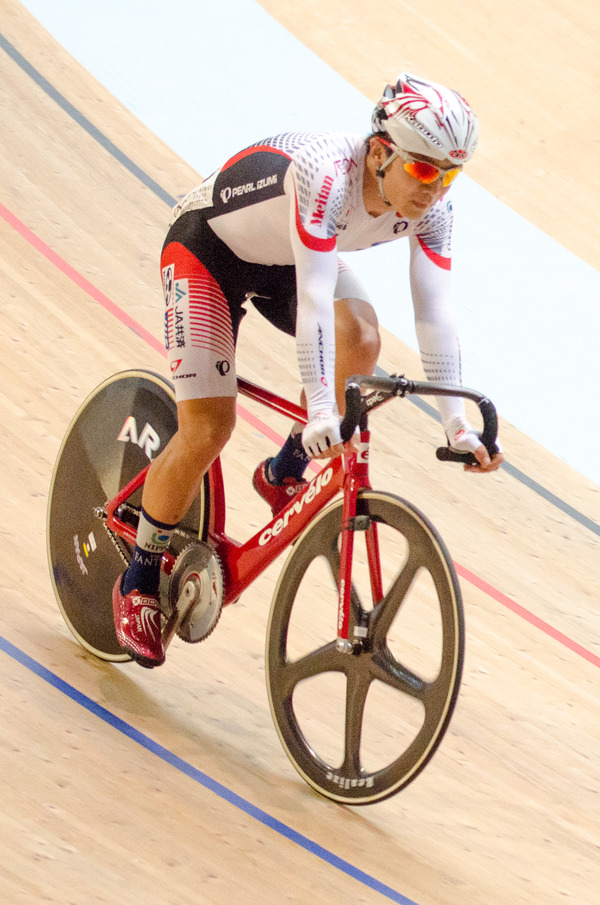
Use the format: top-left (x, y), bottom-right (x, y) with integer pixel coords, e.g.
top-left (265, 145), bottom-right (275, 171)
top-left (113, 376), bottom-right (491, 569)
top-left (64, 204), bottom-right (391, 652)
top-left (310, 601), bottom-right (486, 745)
top-left (103, 371), bottom-right (497, 649)
top-left (104, 377), bottom-right (380, 647)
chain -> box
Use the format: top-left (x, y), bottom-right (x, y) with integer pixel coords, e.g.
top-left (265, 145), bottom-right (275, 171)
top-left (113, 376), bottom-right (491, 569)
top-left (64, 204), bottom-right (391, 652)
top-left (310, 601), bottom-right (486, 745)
top-left (94, 504), bottom-right (199, 567)
top-left (95, 505), bottom-right (131, 567)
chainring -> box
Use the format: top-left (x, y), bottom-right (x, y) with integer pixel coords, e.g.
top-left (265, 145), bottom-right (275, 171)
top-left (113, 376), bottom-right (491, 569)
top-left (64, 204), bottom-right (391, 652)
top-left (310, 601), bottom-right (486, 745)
top-left (167, 542), bottom-right (224, 643)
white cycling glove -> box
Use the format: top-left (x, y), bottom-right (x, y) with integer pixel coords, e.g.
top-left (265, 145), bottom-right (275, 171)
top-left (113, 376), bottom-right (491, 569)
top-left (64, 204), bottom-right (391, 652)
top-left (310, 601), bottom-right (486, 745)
top-left (302, 413), bottom-right (342, 458)
top-left (444, 415), bottom-right (484, 455)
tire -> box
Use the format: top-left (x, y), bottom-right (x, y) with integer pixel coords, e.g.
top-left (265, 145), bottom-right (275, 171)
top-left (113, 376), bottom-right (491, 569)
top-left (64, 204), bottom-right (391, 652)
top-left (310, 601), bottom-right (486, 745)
top-left (46, 370), bottom-right (209, 660)
top-left (265, 491), bottom-right (464, 804)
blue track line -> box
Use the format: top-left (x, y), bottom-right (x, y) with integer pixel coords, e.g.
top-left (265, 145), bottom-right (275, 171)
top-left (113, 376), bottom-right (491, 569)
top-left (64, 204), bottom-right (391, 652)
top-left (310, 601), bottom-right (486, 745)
top-left (0, 32), bottom-right (176, 208)
top-left (0, 634), bottom-right (417, 905)
top-left (404, 391), bottom-right (600, 538)
top-left (0, 29), bottom-right (595, 901)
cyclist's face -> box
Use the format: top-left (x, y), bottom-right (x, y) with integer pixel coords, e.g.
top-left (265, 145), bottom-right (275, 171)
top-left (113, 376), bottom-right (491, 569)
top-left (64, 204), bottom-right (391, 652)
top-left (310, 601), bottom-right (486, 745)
top-left (366, 140), bottom-right (453, 219)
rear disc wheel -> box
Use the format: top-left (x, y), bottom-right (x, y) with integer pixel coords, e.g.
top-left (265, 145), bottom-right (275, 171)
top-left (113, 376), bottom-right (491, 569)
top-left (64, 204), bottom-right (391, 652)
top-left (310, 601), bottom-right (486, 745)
top-left (47, 369), bottom-right (209, 660)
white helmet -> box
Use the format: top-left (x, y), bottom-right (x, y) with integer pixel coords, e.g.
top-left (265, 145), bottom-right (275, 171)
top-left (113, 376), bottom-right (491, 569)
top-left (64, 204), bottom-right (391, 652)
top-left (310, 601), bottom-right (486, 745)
top-left (371, 72), bottom-right (479, 163)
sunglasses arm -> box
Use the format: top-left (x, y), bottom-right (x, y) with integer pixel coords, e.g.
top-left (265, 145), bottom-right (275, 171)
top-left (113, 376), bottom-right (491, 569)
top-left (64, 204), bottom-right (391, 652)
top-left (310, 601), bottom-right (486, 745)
top-left (374, 148), bottom-right (399, 205)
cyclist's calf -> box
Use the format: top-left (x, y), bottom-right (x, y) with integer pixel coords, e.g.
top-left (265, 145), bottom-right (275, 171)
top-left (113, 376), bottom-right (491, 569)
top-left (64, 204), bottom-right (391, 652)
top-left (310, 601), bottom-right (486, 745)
top-left (142, 396), bottom-right (236, 524)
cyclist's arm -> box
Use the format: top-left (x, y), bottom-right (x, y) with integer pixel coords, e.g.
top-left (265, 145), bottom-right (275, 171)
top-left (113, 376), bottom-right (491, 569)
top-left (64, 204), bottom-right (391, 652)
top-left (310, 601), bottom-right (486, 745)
top-left (286, 168), bottom-right (342, 456)
top-left (409, 235), bottom-right (499, 469)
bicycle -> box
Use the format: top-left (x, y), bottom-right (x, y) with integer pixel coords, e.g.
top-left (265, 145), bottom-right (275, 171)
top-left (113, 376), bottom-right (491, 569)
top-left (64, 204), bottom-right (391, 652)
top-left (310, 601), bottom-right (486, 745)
top-left (47, 368), bottom-right (498, 805)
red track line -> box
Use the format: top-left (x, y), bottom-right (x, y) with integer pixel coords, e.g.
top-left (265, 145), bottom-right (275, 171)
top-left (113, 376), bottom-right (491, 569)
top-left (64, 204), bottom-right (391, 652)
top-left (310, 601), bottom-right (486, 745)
top-left (454, 563), bottom-right (600, 668)
top-left (0, 202), bottom-right (165, 356)
top-left (2, 201), bottom-right (597, 669)
top-left (0, 200), bottom-right (260, 429)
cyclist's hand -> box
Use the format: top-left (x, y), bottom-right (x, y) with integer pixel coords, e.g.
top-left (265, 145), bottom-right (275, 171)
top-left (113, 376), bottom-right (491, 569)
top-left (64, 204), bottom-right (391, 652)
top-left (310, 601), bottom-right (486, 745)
top-left (465, 442), bottom-right (505, 474)
top-left (302, 414), bottom-right (343, 459)
top-left (446, 416), bottom-right (504, 474)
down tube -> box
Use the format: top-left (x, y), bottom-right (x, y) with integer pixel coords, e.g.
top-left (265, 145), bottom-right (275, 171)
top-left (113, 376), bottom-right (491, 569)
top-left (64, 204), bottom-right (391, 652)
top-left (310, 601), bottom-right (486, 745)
top-left (218, 458), bottom-right (345, 604)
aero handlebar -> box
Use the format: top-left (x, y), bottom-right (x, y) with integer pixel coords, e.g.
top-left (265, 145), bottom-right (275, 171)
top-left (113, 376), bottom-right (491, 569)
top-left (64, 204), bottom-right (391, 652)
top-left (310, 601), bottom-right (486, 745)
top-left (340, 375), bottom-right (498, 466)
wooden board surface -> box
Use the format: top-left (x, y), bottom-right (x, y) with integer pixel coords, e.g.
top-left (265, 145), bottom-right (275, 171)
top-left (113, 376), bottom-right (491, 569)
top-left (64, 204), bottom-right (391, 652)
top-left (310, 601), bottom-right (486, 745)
top-left (1, 3), bottom-right (599, 904)
top-left (258, 0), bottom-right (600, 271)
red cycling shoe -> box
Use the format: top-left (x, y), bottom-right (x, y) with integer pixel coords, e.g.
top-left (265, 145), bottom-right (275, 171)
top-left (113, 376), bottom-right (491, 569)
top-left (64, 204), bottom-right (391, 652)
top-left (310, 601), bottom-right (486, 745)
top-left (252, 459), bottom-right (309, 517)
top-left (112, 576), bottom-right (165, 668)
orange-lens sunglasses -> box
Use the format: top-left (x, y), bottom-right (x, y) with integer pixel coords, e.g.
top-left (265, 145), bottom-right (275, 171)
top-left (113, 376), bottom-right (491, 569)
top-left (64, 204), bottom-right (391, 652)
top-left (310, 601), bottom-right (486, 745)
top-left (402, 154), bottom-right (461, 187)
top-left (380, 140), bottom-right (462, 187)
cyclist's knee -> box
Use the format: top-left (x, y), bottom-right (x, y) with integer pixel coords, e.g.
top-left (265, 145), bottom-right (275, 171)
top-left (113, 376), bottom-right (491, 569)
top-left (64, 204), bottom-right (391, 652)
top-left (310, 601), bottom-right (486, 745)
top-left (177, 397), bottom-right (236, 461)
top-left (334, 298), bottom-right (381, 370)
top-left (198, 418), bottom-right (235, 458)
top-left (354, 323), bottom-right (381, 363)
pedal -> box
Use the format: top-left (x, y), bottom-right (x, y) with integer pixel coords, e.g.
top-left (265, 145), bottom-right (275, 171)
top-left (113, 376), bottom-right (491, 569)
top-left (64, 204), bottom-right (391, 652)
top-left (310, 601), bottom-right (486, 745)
top-left (167, 542), bottom-right (224, 643)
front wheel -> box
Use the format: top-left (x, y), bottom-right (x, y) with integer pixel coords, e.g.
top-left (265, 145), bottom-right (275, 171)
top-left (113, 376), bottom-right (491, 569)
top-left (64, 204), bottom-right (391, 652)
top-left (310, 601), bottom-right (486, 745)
top-left (47, 370), bottom-right (209, 661)
top-left (265, 491), bottom-right (464, 805)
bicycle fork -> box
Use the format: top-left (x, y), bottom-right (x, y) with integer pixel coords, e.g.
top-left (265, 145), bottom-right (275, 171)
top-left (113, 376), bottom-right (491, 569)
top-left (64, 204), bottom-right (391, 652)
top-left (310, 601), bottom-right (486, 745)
top-left (336, 427), bottom-right (383, 652)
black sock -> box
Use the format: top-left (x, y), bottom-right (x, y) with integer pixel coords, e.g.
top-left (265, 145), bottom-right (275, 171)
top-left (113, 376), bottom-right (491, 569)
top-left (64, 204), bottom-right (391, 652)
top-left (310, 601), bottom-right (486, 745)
top-left (123, 508), bottom-right (176, 595)
top-left (268, 429), bottom-right (310, 483)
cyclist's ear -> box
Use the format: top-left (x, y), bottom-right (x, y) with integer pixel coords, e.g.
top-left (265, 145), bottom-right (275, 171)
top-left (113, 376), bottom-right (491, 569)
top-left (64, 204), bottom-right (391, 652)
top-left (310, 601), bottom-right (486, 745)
top-left (368, 138), bottom-right (388, 167)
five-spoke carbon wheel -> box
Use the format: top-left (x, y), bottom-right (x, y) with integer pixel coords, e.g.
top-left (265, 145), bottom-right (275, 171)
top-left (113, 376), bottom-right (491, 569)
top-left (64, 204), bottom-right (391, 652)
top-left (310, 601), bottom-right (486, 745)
top-left (265, 491), bottom-right (464, 804)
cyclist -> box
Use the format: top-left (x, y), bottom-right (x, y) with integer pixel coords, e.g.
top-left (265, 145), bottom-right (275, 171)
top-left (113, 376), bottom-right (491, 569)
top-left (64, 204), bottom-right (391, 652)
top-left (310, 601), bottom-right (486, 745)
top-left (113, 71), bottom-right (504, 668)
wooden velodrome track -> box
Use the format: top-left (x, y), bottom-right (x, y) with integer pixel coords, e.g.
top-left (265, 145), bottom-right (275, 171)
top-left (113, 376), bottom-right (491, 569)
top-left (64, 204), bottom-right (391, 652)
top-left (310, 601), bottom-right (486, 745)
top-left (1, 2), bottom-right (599, 903)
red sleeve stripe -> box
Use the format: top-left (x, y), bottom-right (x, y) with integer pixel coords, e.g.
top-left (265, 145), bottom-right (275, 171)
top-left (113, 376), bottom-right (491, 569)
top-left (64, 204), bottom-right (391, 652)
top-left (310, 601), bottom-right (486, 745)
top-left (293, 185), bottom-right (337, 252)
top-left (221, 145), bottom-right (291, 171)
top-left (417, 235), bottom-right (451, 271)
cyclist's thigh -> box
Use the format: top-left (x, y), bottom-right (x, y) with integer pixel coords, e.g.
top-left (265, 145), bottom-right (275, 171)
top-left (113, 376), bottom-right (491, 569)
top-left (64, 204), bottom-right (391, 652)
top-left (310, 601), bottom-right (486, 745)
top-left (334, 257), bottom-right (373, 306)
top-left (248, 264), bottom-right (298, 337)
top-left (251, 256), bottom-right (378, 340)
top-left (161, 215), bottom-right (241, 402)
top-left (176, 395), bottom-right (237, 445)
top-left (334, 259), bottom-right (379, 339)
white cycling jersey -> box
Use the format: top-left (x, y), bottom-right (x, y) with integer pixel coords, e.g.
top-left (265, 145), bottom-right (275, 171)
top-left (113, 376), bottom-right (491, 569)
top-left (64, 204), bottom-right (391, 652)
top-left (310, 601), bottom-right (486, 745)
top-left (165, 131), bottom-right (466, 436)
